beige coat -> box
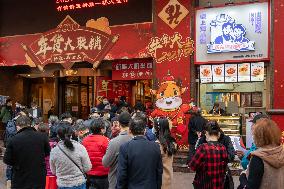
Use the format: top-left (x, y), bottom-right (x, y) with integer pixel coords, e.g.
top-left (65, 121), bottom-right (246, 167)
top-left (157, 141), bottom-right (173, 189)
top-left (251, 145), bottom-right (284, 189)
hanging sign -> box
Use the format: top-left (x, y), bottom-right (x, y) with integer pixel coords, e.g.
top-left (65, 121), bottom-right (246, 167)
top-left (22, 15), bottom-right (118, 70)
top-left (195, 2), bottom-right (269, 64)
top-left (112, 58), bottom-right (153, 80)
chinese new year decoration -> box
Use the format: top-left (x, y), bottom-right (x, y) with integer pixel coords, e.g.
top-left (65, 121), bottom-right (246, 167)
top-left (112, 58), bottom-right (153, 80)
top-left (158, 0), bottom-right (189, 29)
top-left (22, 15), bottom-right (118, 71)
top-left (56, 0), bottom-right (129, 12)
top-left (150, 71), bottom-right (193, 147)
top-left (147, 32), bottom-right (194, 63)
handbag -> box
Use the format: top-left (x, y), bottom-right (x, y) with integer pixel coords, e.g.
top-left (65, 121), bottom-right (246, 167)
top-left (58, 145), bottom-right (87, 179)
top-left (224, 166), bottom-right (234, 189)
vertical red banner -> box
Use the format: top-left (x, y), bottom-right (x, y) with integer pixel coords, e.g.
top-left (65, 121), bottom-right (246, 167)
top-left (154, 0), bottom-right (193, 103)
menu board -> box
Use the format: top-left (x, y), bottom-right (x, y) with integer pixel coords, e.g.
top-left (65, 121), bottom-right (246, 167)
top-left (225, 64), bottom-right (238, 82)
top-left (212, 64), bottom-right (225, 82)
top-left (200, 65), bottom-right (212, 83)
top-left (238, 63), bottom-right (251, 82)
top-left (251, 62), bottom-right (264, 81)
top-left (241, 93), bottom-right (252, 107)
top-left (251, 92), bottom-right (263, 107)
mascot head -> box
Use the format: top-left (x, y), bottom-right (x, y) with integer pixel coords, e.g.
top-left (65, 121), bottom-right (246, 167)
top-left (151, 72), bottom-right (186, 111)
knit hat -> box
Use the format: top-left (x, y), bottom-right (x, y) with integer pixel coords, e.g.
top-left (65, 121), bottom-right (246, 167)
top-left (118, 112), bottom-right (131, 125)
top-left (111, 116), bottom-right (119, 123)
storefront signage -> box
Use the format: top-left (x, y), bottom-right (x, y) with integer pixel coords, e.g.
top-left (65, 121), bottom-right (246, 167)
top-left (96, 76), bottom-right (131, 103)
top-left (112, 58), bottom-right (153, 80)
top-left (195, 2), bottom-right (269, 64)
top-left (56, 0), bottom-right (129, 12)
top-left (147, 32), bottom-right (194, 63)
top-left (207, 14), bottom-right (255, 53)
top-left (23, 15), bottom-right (118, 70)
top-left (200, 62), bottom-right (264, 84)
top-left (158, 0), bottom-right (189, 29)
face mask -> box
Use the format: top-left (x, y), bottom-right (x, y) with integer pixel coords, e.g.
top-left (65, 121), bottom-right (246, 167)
top-left (103, 100), bottom-right (108, 105)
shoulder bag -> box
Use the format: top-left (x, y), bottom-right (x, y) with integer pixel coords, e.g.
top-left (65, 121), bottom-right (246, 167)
top-left (57, 145), bottom-right (87, 179)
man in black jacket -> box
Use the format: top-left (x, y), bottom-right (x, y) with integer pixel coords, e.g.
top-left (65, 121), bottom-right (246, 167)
top-left (116, 117), bottom-right (163, 189)
top-left (4, 115), bottom-right (51, 189)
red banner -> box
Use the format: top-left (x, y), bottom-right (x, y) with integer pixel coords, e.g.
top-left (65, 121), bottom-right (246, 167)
top-left (112, 58), bottom-right (153, 80)
top-left (96, 76), bottom-right (131, 103)
top-left (23, 15), bottom-right (118, 70)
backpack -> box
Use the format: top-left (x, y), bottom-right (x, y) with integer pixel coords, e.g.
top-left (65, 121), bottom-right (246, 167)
top-left (6, 119), bottom-right (17, 138)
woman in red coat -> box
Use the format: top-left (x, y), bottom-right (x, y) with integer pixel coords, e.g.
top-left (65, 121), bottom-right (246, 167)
top-left (82, 118), bottom-right (110, 189)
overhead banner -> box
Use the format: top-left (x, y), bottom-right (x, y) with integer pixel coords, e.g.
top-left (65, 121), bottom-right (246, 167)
top-left (112, 58), bottom-right (153, 80)
top-left (195, 2), bottom-right (269, 64)
top-left (22, 15), bottom-right (118, 70)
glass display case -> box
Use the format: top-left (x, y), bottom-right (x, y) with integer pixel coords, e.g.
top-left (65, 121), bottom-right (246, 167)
top-left (202, 115), bottom-right (242, 136)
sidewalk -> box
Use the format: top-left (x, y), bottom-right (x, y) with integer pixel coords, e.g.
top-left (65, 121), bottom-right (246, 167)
top-left (0, 159), bottom-right (240, 189)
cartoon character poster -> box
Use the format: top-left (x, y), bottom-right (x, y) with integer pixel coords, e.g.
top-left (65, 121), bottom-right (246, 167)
top-left (150, 72), bottom-right (193, 148)
top-left (207, 13), bottom-right (255, 53)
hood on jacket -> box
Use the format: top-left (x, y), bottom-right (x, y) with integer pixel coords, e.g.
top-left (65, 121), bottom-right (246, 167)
top-left (252, 145), bottom-right (284, 169)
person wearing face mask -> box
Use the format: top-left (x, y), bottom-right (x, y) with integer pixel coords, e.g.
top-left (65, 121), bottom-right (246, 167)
top-left (97, 97), bottom-right (109, 112)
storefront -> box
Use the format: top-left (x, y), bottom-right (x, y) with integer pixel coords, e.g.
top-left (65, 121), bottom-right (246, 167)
top-left (194, 1), bottom-right (270, 147)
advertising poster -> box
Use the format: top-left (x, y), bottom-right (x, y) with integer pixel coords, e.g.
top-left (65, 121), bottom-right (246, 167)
top-left (251, 62), bottom-right (264, 81)
top-left (200, 65), bottom-right (212, 83)
top-left (238, 63), bottom-right (251, 81)
top-left (212, 64), bottom-right (225, 82)
top-left (225, 64), bottom-right (238, 82)
top-left (195, 2), bottom-right (269, 64)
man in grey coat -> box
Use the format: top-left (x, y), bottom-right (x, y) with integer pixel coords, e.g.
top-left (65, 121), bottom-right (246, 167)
top-left (102, 111), bottom-right (132, 189)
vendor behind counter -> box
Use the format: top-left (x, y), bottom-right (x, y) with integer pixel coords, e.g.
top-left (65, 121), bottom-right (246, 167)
top-left (209, 102), bottom-right (226, 116)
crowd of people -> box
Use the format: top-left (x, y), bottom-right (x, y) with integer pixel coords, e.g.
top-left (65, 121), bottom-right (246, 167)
top-left (0, 97), bottom-right (284, 189)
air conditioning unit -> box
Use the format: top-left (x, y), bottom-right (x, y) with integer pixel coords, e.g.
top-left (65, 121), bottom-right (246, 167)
top-left (212, 84), bottom-right (234, 90)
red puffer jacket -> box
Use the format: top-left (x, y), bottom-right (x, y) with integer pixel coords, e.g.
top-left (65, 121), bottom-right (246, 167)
top-left (82, 135), bottom-right (110, 176)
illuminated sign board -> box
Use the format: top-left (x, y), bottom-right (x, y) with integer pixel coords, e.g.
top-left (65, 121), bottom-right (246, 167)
top-left (56, 0), bottom-right (128, 12)
top-left (195, 2), bottom-right (269, 64)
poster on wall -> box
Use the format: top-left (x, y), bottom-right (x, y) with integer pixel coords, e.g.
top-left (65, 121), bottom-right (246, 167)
top-left (195, 2), bottom-right (269, 64)
top-left (200, 65), bottom-right (212, 83)
top-left (251, 62), bottom-right (264, 81)
top-left (212, 64), bottom-right (225, 82)
top-left (225, 64), bottom-right (237, 82)
top-left (251, 92), bottom-right (263, 107)
top-left (238, 63), bottom-right (251, 81)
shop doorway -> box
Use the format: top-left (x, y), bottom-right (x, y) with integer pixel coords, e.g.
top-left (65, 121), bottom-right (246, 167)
top-left (133, 80), bottom-right (153, 106)
top-left (61, 76), bottom-right (94, 119)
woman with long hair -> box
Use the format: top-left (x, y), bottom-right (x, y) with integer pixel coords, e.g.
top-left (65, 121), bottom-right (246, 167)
top-left (50, 122), bottom-right (92, 189)
top-left (189, 121), bottom-right (228, 189)
top-left (153, 117), bottom-right (176, 189)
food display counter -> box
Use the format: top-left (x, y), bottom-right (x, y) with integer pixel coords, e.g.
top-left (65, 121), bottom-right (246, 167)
top-left (202, 115), bottom-right (242, 136)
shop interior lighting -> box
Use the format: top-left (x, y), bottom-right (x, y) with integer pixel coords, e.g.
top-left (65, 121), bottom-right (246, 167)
top-left (225, 0), bottom-right (234, 5)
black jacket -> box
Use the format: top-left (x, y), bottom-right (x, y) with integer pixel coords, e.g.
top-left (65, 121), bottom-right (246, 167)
top-left (116, 136), bottom-right (163, 189)
top-left (4, 127), bottom-right (51, 189)
top-left (188, 115), bottom-right (207, 145)
top-left (197, 132), bottom-right (235, 162)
